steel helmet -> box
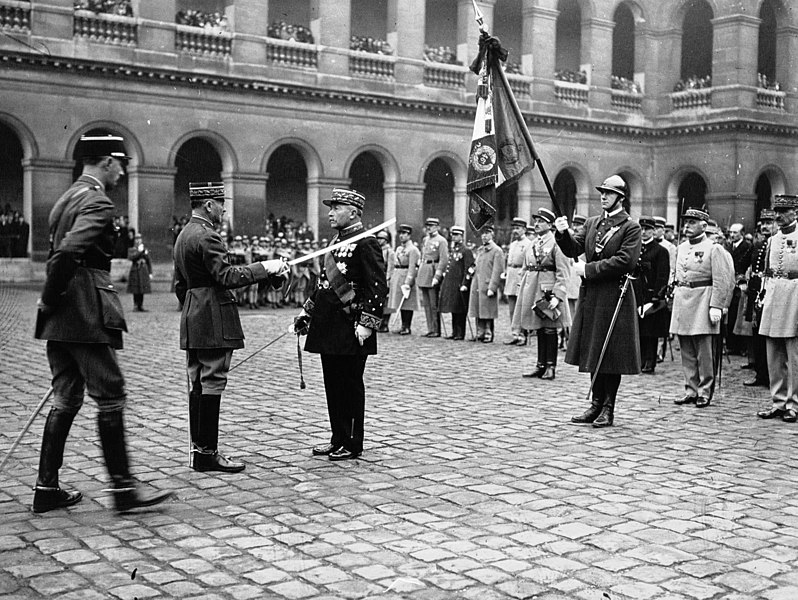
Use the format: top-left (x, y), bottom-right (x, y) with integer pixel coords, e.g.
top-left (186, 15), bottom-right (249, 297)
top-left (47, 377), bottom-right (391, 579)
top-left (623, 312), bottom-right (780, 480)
top-left (595, 175), bottom-right (628, 198)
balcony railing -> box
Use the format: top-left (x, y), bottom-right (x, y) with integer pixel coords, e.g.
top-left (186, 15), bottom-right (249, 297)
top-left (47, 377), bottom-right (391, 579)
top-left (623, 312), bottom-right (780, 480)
top-left (611, 89), bottom-right (643, 112)
top-left (175, 24), bottom-right (232, 58)
top-left (506, 73), bottom-right (531, 98)
top-left (756, 88), bottom-right (786, 111)
top-left (265, 37), bottom-right (317, 69)
top-left (74, 9), bottom-right (137, 45)
top-left (423, 62), bottom-right (466, 89)
top-left (670, 88), bottom-right (712, 110)
top-left (0, 0), bottom-right (29, 31)
top-left (349, 51), bottom-right (394, 81)
top-left (554, 80), bottom-right (589, 104)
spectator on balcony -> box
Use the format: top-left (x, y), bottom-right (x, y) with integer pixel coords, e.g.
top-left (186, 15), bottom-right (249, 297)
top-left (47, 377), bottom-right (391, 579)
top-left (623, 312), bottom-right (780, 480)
top-left (555, 69), bottom-right (587, 85)
top-left (758, 73), bottom-right (781, 91)
top-left (423, 45), bottom-right (460, 65)
top-left (673, 75), bottom-right (712, 92)
top-left (268, 21), bottom-right (314, 44)
top-left (350, 35), bottom-right (393, 56)
top-left (74, 0), bottom-right (132, 17)
top-left (611, 75), bottom-right (641, 94)
top-left (176, 9), bottom-right (230, 33)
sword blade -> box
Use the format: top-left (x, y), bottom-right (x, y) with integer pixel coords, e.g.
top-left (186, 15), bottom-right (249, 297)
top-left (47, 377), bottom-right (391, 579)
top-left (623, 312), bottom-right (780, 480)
top-left (288, 218), bottom-right (396, 266)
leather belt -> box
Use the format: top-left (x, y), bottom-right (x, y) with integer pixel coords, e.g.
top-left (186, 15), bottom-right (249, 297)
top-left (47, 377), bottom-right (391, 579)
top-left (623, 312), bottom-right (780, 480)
top-left (395, 265), bottom-right (408, 269)
top-left (768, 271), bottom-right (798, 280)
top-left (526, 265), bottom-right (554, 272)
top-left (508, 264), bottom-right (523, 268)
top-left (424, 260), bottom-right (439, 264)
top-left (675, 279), bottom-right (712, 288)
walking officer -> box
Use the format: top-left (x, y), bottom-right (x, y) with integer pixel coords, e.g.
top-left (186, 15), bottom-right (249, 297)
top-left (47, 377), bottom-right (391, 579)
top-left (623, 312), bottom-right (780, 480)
top-left (417, 217), bottom-right (448, 337)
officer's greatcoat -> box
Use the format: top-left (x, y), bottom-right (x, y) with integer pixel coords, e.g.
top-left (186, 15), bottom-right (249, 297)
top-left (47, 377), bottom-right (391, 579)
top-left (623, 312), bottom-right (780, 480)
top-left (759, 226), bottom-right (798, 338)
top-left (468, 240), bottom-right (505, 319)
top-left (439, 243), bottom-right (474, 315)
top-left (633, 239), bottom-right (671, 338)
top-left (416, 232), bottom-right (448, 289)
top-left (504, 237), bottom-right (531, 298)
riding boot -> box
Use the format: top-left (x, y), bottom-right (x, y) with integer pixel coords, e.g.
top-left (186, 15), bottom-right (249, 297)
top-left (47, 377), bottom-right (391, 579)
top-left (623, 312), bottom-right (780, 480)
top-left (192, 395), bottom-right (245, 473)
top-left (32, 407), bottom-right (82, 513)
top-left (541, 332), bottom-right (558, 380)
top-left (593, 377), bottom-right (619, 428)
top-left (400, 310), bottom-right (413, 335)
top-left (98, 410), bottom-right (173, 512)
top-left (571, 373), bottom-right (604, 423)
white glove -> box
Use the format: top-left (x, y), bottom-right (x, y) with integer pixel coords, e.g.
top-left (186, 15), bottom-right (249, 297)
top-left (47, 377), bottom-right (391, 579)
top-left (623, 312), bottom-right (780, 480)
top-left (573, 261), bottom-right (586, 278)
top-left (554, 216), bottom-right (569, 233)
top-left (709, 307), bottom-right (722, 324)
top-left (401, 284), bottom-right (411, 299)
top-left (260, 259), bottom-right (289, 277)
top-left (137, 244), bottom-right (144, 252)
top-left (355, 324), bottom-right (372, 346)
top-left (459, 285), bottom-right (468, 292)
top-left (548, 296), bottom-right (560, 310)
top-left (487, 289), bottom-right (495, 297)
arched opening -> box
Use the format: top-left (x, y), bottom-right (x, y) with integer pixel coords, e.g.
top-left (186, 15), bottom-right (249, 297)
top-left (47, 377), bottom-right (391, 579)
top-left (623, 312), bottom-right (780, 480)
top-left (612, 4), bottom-right (635, 89)
top-left (348, 151), bottom-right (385, 231)
top-left (173, 137), bottom-right (223, 231)
top-left (554, 169), bottom-right (578, 221)
top-left (754, 173), bottom-right (772, 218)
top-left (758, 0), bottom-right (778, 88)
top-left (266, 145), bottom-right (308, 236)
top-left (680, 1), bottom-right (713, 85)
top-left (555, 0), bottom-right (584, 83)
top-left (677, 171), bottom-right (708, 227)
top-left (424, 0), bottom-right (458, 64)
top-left (423, 158), bottom-right (455, 231)
top-left (0, 121), bottom-right (26, 257)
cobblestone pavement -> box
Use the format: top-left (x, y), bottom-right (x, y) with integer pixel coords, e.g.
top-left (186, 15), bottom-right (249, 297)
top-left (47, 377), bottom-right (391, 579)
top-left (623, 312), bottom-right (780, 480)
top-left (2, 282), bottom-right (798, 600)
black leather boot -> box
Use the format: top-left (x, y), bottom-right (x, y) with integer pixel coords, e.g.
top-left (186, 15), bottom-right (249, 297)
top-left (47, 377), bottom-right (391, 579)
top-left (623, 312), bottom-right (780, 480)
top-left (192, 395), bottom-right (245, 473)
top-left (571, 397), bottom-right (603, 423)
top-left (524, 332), bottom-right (547, 377)
top-left (32, 407), bottom-right (82, 513)
top-left (592, 395), bottom-right (616, 428)
top-left (541, 333), bottom-right (558, 380)
top-left (98, 410), bottom-right (173, 513)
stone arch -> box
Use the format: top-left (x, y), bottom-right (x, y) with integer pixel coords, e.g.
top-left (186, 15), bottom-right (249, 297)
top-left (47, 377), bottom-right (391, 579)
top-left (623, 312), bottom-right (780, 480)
top-left (665, 166), bottom-right (711, 225)
top-left (0, 112), bottom-right (38, 160)
top-left (553, 161), bottom-right (591, 216)
top-left (419, 151), bottom-right (467, 188)
top-left (615, 166), bottom-right (646, 217)
top-left (754, 164), bottom-right (787, 199)
top-left (343, 143), bottom-right (400, 184)
top-left (66, 120), bottom-right (144, 165)
top-left (260, 137), bottom-right (323, 181)
top-left (666, 0), bottom-right (718, 29)
top-left (168, 129), bottom-right (238, 174)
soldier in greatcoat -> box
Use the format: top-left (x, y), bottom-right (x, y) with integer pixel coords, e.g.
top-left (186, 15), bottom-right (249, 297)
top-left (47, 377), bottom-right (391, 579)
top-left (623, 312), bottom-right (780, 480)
top-left (293, 188), bottom-right (387, 461)
top-left (439, 225), bottom-right (474, 340)
top-left (513, 208), bottom-right (571, 380)
top-left (375, 229), bottom-right (395, 332)
top-left (468, 224), bottom-right (505, 342)
top-left (126, 233), bottom-right (152, 312)
top-left (32, 134), bottom-right (173, 514)
top-left (503, 217), bottom-right (532, 345)
top-left (417, 217), bottom-right (448, 337)
top-left (385, 224), bottom-right (420, 335)
top-left (554, 175), bottom-right (642, 428)
top-left (634, 217), bottom-right (671, 374)
top-left (670, 208), bottom-right (735, 409)
top-left (174, 182), bottom-right (289, 473)
top-left (757, 195), bottom-right (798, 423)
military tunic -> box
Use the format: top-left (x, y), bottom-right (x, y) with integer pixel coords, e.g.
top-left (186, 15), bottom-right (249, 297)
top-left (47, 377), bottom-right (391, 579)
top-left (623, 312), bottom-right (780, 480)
top-left (634, 239), bottom-right (671, 339)
top-left (439, 242), bottom-right (474, 315)
top-left (468, 241), bottom-right (505, 319)
top-left (386, 240), bottom-right (420, 312)
top-left (504, 237), bottom-right (531, 298)
top-left (416, 232), bottom-right (448, 288)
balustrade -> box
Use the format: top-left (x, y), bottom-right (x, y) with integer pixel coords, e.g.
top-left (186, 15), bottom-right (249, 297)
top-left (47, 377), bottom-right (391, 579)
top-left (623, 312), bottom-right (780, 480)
top-left (506, 73), bottom-right (531, 98)
top-left (611, 89), bottom-right (642, 112)
top-left (0, 0), bottom-right (29, 31)
top-left (175, 24), bottom-right (232, 58)
top-left (74, 10), bottom-right (137, 45)
top-left (670, 88), bottom-right (712, 111)
top-left (756, 88), bottom-right (785, 111)
top-left (349, 51), bottom-right (394, 81)
top-left (423, 62), bottom-right (466, 89)
top-left (554, 80), bottom-right (589, 104)
top-left (265, 37), bottom-right (317, 69)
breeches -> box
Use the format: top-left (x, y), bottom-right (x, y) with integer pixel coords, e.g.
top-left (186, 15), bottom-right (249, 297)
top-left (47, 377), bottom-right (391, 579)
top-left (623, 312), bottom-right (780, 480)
top-left (187, 348), bottom-right (233, 395)
top-left (766, 337), bottom-right (798, 410)
top-left (320, 354), bottom-right (368, 453)
top-left (46, 341), bottom-right (126, 414)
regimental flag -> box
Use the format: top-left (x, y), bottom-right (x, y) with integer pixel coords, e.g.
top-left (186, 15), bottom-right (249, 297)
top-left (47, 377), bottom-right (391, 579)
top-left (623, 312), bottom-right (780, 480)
top-left (466, 33), bottom-right (538, 231)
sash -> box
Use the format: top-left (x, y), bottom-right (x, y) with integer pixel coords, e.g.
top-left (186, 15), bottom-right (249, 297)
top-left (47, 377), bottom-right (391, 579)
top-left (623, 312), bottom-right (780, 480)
top-left (594, 219), bottom-right (628, 256)
top-left (324, 249), bottom-right (356, 306)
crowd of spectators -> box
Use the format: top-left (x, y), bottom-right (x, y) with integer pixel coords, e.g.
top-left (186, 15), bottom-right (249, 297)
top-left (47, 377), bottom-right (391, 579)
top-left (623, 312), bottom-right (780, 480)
top-left (673, 75), bottom-right (712, 92)
top-left (504, 61), bottom-right (523, 75)
top-left (0, 207), bottom-right (29, 258)
top-left (757, 73), bottom-right (781, 90)
top-left (175, 10), bottom-right (230, 32)
top-left (423, 45), bottom-right (459, 65)
top-left (350, 35), bottom-right (393, 55)
top-left (611, 75), bottom-right (642, 94)
top-left (73, 0), bottom-right (132, 16)
top-left (267, 21), bottom-right (314, 44)
top-left (554, 69), bottom-right (588, 84)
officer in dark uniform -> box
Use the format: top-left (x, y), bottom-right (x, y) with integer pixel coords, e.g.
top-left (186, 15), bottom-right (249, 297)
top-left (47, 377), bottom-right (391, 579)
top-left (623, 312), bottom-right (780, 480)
top-left (439, 225), bottom-right (474, 340)
top-left (174, 182), bottom-right (289, 473)
top-left (634, 217), bottom-right (671, 374)
top-left (33, 134), bottom-right (174, 514)
top-left (294, 188), bottom-right (387, 461)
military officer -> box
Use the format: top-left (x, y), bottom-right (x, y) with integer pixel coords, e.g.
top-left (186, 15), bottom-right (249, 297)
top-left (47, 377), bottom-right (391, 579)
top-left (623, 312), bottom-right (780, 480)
top-left (439, 225), bottom-right (475, 340)
top-left (294, 188), bottom-right (387, 460)
top-left (468, 224), bottom-right (505, 342)
top-left (33, 134), bottom-right (173, 513)
top-left (758, 195), bottom-right (798, 422)
top-left (513, 208), bottom-right (571, 379)
top-left (174, 182), bottom-right (289, 473)
top-left (555, 175), bottom-right (642, 428)
top-left (385, 224), bottom-right (420, 335)
top-left (670, 207), bottom-right (735, 409)
top-left (654, 215), bottom-right (677, 282)
top-left (375, 229), bottom-right (395, 332)
top-left (503, 217), bottom-right (532, 345)
top-left (417, 217), bottom-right (448, 337)
top-left (635, 217), bottom-right (671, 374)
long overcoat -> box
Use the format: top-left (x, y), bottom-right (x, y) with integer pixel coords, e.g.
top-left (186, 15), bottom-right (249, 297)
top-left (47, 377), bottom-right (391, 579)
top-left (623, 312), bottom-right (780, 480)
top-left (35, 175), bottom-right (127, 349)
top-left (416, 232), bottom-right (448, 290)
top-left (633, 239), bottom-right (670, 338)
top-left (468, 241), bottom-right (505, 319)
top-left (439, 243), bottom-right (474, 314)
top-left (174, 215), bottom-right (273, 350)
top-left (556, 211), bottom-right (642, 374)
top-left (386, 241), bottom-right (420, 312)
top-left (759, 226), bottom-right (798, 338)
top-left (126, 245), bottom-right (152, 295)
top-left (504, 237), bottom-right (531, 298)
top-left (512, 231), bottom-right (572, 331)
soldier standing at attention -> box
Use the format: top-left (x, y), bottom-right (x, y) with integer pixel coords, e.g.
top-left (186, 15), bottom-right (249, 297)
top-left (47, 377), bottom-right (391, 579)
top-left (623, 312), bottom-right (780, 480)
top-left (174, 182), bottom-right (289, 473)
top-left (33, 134), bottom-right (173, 513)
top-left (385, 224), bottom-right (420, 335)
top-left (503, 217), bottom-right (532, 345)
top-left (757, 195), bottom-right (798, 423)
top-left (468, 224), bottom-right (505, 343)
top-left (670, 207), bottom-right (735, 409)
top-left (376, 229), bottom-right (395, 332)
top-left (417, 217), bottom-right (448, 337)
top-left (439, 225), bottom-right (475, 340)
top-left (635, 217), bottom-right (671, 374)
top-left (294, 189), bottom-right (387, 461)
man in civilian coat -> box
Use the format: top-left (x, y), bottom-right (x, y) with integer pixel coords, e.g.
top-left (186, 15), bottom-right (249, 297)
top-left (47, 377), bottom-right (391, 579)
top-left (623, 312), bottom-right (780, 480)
top-left (439, 225), bottom-right (474, 340)
top-left (635, 217), bottom-right (671, 374)
top-left (726, 222), bottom-right (753, 355)
top-left (174, 182), bottom-right (288, 473)
top-left (33, 134), bottom-right (173, 514)
top-left (417, 217), bottom-right (448, 337)
top-left (294, 189), bottom-right (387, 461)
top-left (757, 195), bottom-right (798, 423)
top-left (670, 208), bottom-right (735, 409)
top-left (554, 175), bottom-right (642, 428)
top-left (468, 224), bottom-right (505, 343)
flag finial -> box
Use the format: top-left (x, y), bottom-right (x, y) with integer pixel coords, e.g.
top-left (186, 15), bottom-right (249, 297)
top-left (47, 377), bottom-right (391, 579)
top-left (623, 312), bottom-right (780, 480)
top-left (471, 0), bottom-right (486, 33)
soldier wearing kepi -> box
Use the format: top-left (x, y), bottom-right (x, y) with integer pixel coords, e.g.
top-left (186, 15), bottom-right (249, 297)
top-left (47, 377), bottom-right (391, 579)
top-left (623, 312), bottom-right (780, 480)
top-left (468, 224), bottom-right (505, 342)
top-left (33, 134), bottom-right (173, 513)
top-left (439, 225), bottom-right (475, 340)
top-left (174, 182), bottom-right (289, 473)
top-left (417, 217), bottom-right (448, 337)
top-left (385, 224), bottom-right (420, 335)
top-left (670, 207), bottom-right (735, 409)
top-left (503, 217), bottom-right (532, 345)
top-left (555, 175), bottom-right (642, 428)
top-left (294, 189), bottom-right (387, 461)
top-left (635, 217), bottom-right (671, 374)
top-left (757, 195), bottom-right (798, 423)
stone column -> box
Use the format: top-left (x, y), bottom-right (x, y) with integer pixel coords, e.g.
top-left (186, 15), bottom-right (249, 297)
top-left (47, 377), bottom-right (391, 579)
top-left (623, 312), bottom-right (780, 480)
top-left (711, 14), bottom-right (760, 109)
top-left (137, 0), bottom-right (176, 61)
top-left (642, 28), bottom-right (681, 115)
top-left (23, 158), bottom-right (73, 261)
top-left (517, 174), bottom-right (533, 224)
top-left (307, 177), bottom-right (350, 241)
top-left (454, 184), bottom-right (468, 233)
top-left (226, 171), bottom-right (268, 236)
top-left (232, 0), bottom-right (269, 71)
top-left (385, 182), bottom-right (426, 238)
top-left (30, 0), bottom-right (73, 52)
top-left (523, 5), bottom-right (558, 101)
top-left (388, 0), bottom-right (425, 85)
top-left (457, 0), bottom-right (495, 66)
top-left (131, 165), bottom-right (178, 262)
top-left (310, 0), bottom-right (350, 77)
top-left (582, 17), bottom-right (614, 109)
top-left (776, 25), bottom-right (798, 102)
top-left (707, 192), bottom-right (756, 229)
